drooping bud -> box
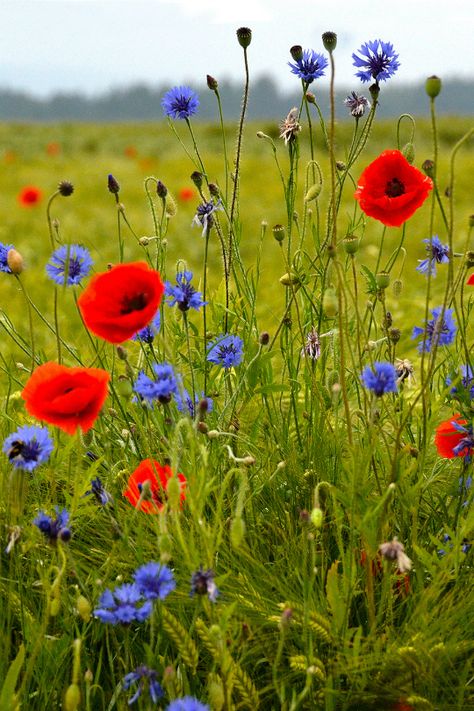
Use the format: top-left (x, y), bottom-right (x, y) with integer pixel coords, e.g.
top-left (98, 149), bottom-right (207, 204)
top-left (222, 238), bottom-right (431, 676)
top-left (425, 75), bottom-right (442, 99)
top-left (310, 507), bottom-right (323, 528)
top-left (402, 142), bottom-right (415, 164)
top-left (236, 27), bottom-right (252, 49)
top-left (290, 45), bottom-right (303, 61)
top-left (279, 272), bottom-right (300, 286)
top-left (7, 248), bottom-right (24, 274)
top-left (165, 194), bottom-right (177, 218)
top-left (207, 74), bottom-right (218, 91)
top-left (230, 516), bottom-right (245, 548)
top-left (392, 278), bottom-right (403, 297)
top-left (116, 345), bottom-right (128, 361)
top-left (107, 174), bottom-right (120, 194)
top-left (304, 183), bottom-right (322, 202)
top-left (58, 180), bottom-right (74, 197)
top-left (322, 32), bottom-right (337, 52)
top-left (76, 595), bottom-right (92, 622)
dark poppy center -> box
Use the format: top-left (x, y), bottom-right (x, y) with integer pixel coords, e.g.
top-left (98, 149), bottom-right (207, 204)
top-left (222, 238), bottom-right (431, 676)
top-left (385, 177), bottom-right (405, 198)
top-left (120, 292), bottom-right (147, 314)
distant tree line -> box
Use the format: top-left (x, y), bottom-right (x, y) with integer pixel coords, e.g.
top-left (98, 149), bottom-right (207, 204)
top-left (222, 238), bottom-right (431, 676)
top-left (0, 77), bottom-right (472, 121)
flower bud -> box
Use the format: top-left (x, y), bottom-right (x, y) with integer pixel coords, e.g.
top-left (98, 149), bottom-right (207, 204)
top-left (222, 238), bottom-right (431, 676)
top-left (58, 180), bottom-right (74, 197)
top-left (279, 272), bottom-right (300, 286)
top-left (76, 595), bottom-right (92, 622)
top-left (422, 159), bottom-right (435, 177)
top-left (343, 235), bottom-right (359, 255)
top-left (116, 345), bottom-right (128, 360)
top-left (402, 142), bottom-right (415, 164)
top-left (392, 278), bottom-right (403, 297)
top-left (469, 215), bottom-right (474, 228)
top-left (369, 83), bottom-right (380, 101)
top-left (139, 236), bottom-right (150, 246)
top-left (190, 171), bottom-right (203, 189)
top-left (7, 248), bottom-right (24, 274)
top-left (208, 676), bottom-right (225, 711)
top-left (322, 31), bottom-right (337, 52)
top-left (273, 224), bottom-right (285, 242)
top-left (465, 250), bottom-right (474, 268)
top-left (310, 507), bottom-right (323, 528)
top-left (336, 161), bottom-right (346, 171)
top-left (209, 182), bottom-right (220, 198)
top-left (290, 45), bottom-right (303, 61)
top-left (259, 331), bottom-right (270, 345)
top-left (207, 74), bottom-right (218, 91)
top-left (197, 422), bottom-right (208, 434)
top-left (376, 271), bottom-right (390, 289)
top-left (84, 670), bottom-right (93, 684)
top-left (389, 327), bottom-right (401, 343)
top-left (165, 194), bottom-right (177, 217)
top-left (64, 684), bottom-right (81, 711)
top-left (116, 376), bottom-right (133, 398)
top-left (236, 27), bottom-right (252, 49)
top-left (305, 91), bottom-right (315, 104)
top-left (156, 180), bottom-right (167, 198)
top-left (425, 75), bottom-right (442, 99)
top-left (322, 287), bottom-right (338, 318)
top-left (304, 183), bottom-right (322, 202)
top-left (107, 174), bottom-right (120, 194)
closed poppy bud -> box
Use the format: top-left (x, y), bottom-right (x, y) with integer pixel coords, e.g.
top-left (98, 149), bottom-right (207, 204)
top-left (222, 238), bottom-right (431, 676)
top-left (64, 684), bottom-right (81, 711)
top-left (7, 248), bottom-right (24, 274)
top-left (425, 75), bottom-right (442, 98)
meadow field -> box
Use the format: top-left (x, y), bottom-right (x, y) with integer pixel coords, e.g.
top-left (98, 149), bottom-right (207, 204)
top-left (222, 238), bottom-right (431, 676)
top-left (0, 65), bottom-right (473, 711)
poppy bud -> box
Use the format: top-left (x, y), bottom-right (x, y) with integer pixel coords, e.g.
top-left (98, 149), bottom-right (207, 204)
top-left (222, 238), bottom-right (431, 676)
top-left (323, 287), bottom-right (338, 317)
top-left (64, 684), bottom-right (81, 711)
top-left (304, 183), bottom-right (322, 202)
top-left (77, 595), bottom-right (92, 622)
top-left (310, 507), bottom-right (323, 528)
top-left (230, 516), bottom-right (245, 548)
top-left (166, 476), bottom-right (181, 510)
top-left (236, 27), bottom-right (252, 49)
top-left (343, 235), bottom-right (359, 254)
top-left (402, 142), bottom-right (415, 164)
top-left (279, 272), bottom-right (300, 286)
top-left (305, 91), bottom-right (315, 104)
top-left (376, 271), bottom-right (390, 289)
top-left (7, 248), bottom-right (24, 274)
top-left (425, 75), bottom-right (442, 99)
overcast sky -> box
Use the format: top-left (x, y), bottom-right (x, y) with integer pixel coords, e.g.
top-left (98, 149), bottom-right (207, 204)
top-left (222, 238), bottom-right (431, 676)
top-left (2, 0), bottom-right (473, 97)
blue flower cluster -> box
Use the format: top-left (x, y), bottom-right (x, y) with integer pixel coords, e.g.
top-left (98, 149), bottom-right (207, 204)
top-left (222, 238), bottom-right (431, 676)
top-left (416, 235), bottom-right (450, 277)
top-left (123, 666), bottom-right (163, 706)
top-left (0, 242), bottom-right (14, 273)
top-left (352, 39), bottom-right (399, 83)
top-left (361, 362), bottom-right (398, 396)
top-left (94, 562), bottom-right (175, 625)
top-left (162, 86), bottom-right (199, 120)
top-left (412, 307), bottom-right (456, 353)
top-left (207, 334), bottom-right (244, 369)
top-left (288, 49), bottom-right (328, 84)
top-left (446, 365), bottom-right (474, 401)
top-left (190, 566), bottom-right (219, 602)
top-left (134, 363), bottom-right (178, 404)
top-left (165, 271), bottom-right (206, 312)
top-left (166, 698), bottom-right (210, 711)
top-left (46, 244), bottom-right (93, 286)
top-left (3, 424), bottom-right (54, 471)
top-left (131, 310), bottom-right (161, 344)
top-left (175, 389), bottom-right (213, 418)
top-left (34, 507), bottom-right (71, 543)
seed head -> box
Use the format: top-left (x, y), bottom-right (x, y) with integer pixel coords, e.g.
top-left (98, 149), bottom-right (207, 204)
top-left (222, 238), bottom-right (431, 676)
top-left (58, 180), bottom-right (74, 197)
top-left (236, 27), bottom-right (252, 49)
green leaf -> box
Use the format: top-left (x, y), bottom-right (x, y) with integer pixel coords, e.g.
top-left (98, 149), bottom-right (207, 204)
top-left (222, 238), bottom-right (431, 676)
top-left (0, 644), bottom-right (25, 711)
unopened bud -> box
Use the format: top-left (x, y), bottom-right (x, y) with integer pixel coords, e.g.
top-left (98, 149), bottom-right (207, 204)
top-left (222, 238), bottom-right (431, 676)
top-left (389, 328), bottom-right (401, 343)
top-left (207, 74), bottom-right (218, 91)
top-left (336, 161), bottom-right (346, 171)
top-left (425, 75), bottom-right (442, 99)
top-left (230, 516), bottom-right (245, 548)
top-left (422, 159), bottom-right (435, 177)
top-left (7, 248), bottom-right (24, 274)
top-left (273, 224), bottom-right (285, 242)
top-left (190, 171), bottom-right (203, 189)
top-left (166, 476), bottom-right (181, 510)
top-left (402, 142), bottom-right (415, 164)
top-left (207, 429), bottom-right (219, 439)
top-left (322, 31), bottom-right (337, 52)
top-left (116, 376), bottom-right (133, 398)
top-left (139, 236), bottom-right (150, 246)
top-left (392, 278), bottom-right (403, 297)
top-left (369, 83), bottom-right (380, 101)
top-left (465, 250), bottom-right (474, 268)
top-left (64, 684), bottom-right (81, 711)
top-left (343, 235), bottom-right (359, 255)
top-left (209, 182), bottom-right (219, 198)
top-left (310, 507), bottom-right (323, 528)
top-left (58, 180), bottom-right (74, 197)
top-left (290, 45), bottom-right (303, 61)
top-left (322, 287), bottom-right (338, 318)
top-left (376, 271), bottom-right (390, 289)
top-left (165, 194), bottom-right (177, 217)
top-left (304, 183), bottom-right (322, 202)
top-left (76, 595), bottom-right (92, 622)
top-left (305, 92), bottom-right (315, 104)
top-left (107, 174), bottom-right (120, 194)
top-left (236, 27), bottom-right (252, 49)
top-left (279, 271), bottom-right (300, 286)
top-left (259, 331), bottom-right (270, 345)
top-left (197, 422), bottom-right (209, 434)
top-left (116, 345), bottom-right (128, 360)
top-left (156, 180), bottom-right (167, 198)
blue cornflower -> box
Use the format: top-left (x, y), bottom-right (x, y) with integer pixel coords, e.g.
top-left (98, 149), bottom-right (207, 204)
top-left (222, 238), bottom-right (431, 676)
top-left (93, 583), bottom-right (153, 625)
top-left (416, 235), bottom-right (450, 277)
top-left (412, 307), bottom-right (456, 353)
top-left (352, 39), bottom-right (400, 83)
top-left (288, 49), bottom-right (328, 84)
top-left (446, 364), bottom-right (474, 400)
top-left (207, 334), bottom-right (244, 369)
top-left (133, 562), bottom-right (176, 601)
top-left (190, 566), bottom-right (219, 602)
top-left (344, 91), bottom-right (370, 118)
top-left (3, 425), bottom-right (53, 471)
top-left (131, 310), bottom-right (161, 344)
top-left (133, 363), bottom-right (178, 404)
top-left (84, 477), bottom-right (113, 505)
top-left (192, 200), bottom-right (222, 236)
top-left (165, 271), bottom-right (206, 312)
top-left (33, 507), bottom-right (71, 543)
top-left (165, 698), bottom-right (210, 711)
top-left (162, 86), bottom-right (199, 120)
top-left (0, 242), bottom-right (14, 273)
top-left (361, 362), bottom-right (398, 396)
top-left (123, 665), bottom-right (164, 706)
top-left (46, 244), bottom-right (93, 286)
top-left (438, 534), bottom-right (471, 557)
top-left (174, 389), bottom-right (213, 418)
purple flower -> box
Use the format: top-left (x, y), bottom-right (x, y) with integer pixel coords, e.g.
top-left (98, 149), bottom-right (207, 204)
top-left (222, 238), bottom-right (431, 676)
top-left (165, 271), bottom-right (206, 312)
top-left (207, 334), bottom-right (244, 369)
top-left (3, 425), bottom-right (53, 471)
top-left (412, 307), bottom-right (456, 353)
top-left (361, 362), bottom-right (398, 396)
top-left (446, 364), bottom-right (474, 400)
top-left (33, 507), bottom-right (71, 543)
top-left (301, 328), bottom-right (321, 360)
top-left (174, 389), bottom-right (213, 418)
top-left (133, 363), bottom-right (178, 404)
top-left (288, 49), bottom-right (328, 84)
top-left (84, 477), bottom-right (113, 505)
top-left (190, 567), bottom-right (219, 602)
top-left (352, 39), bottom-right (400, 83)
top-left (93, 583), bottom-right (152, 625)
top-left (192, 200), bottom-right (222, 236)
top-left (131, 311), bottom-right (161, 344)
top-left (344, 91), bottom-right (370, 118)
top-left (46, 244), bottom-right (93, 286)
top-left (123, 665), bottom-right (163, 705)
top-left (133, 562), bottom-right (176, 601)
top-left (162, 86), bottom-right (199, 120)
top-left (416, 235), bottom-right (450, 277)
top-left (0, 242), bottom-right (14, 273)
top-left (165, 698), bottom-right (210, 711)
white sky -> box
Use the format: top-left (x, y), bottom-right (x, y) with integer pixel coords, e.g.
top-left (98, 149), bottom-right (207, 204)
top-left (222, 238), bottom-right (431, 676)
top-left (2, 0), bottom-right (473, 96)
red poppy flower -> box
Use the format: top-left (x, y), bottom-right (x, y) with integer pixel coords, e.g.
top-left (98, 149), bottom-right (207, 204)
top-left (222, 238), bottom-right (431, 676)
top-left (18, 185), bottom-right (43, 207)
top-left (435, 414), bottom-right (472, 458)
top-left (123, 459), bottom-right (186, 514)
top-left (467, 273), bottom-right (474, 286)
top-left (178, 187), bottom-right (195, 202)
top-left (355, 150), bottom-right (433, 227)
top-left (21, 362), bottom-right (110, 435)
top-left (77, 262), bottom-right (164, 343)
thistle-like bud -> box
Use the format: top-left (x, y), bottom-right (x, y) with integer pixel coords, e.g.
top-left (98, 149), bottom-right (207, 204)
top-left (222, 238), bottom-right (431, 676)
top-left (422, 159), bottom-right (435, 177)
top-left (156, 180), bottom-right (167, 198)
top-left (322, 32), bottom-right (337, 52)
top-left (336, 161), bottom-right (346, 171)
top-left (7, 248), bottom-right (24, 274)
top-left (376, 271), bottom-right (390, 289)
top-left (402, 142), bottom-right (415, 164)
top-left (389, 327), bottom-right (401, 343)
top-left (369, 83), bottom-right (380, 101)
top-left (209, 182), bottom-right (220, 198)
top-left (190, 171), bottom-right (203, 189)
top-left (290, 45), bottom-right (303, 61)
top-left (107, 174), bottom-right (120, 194)
top-left (343, 235), bottom-right (359, 255)
top-left (425, 75), bottom-right (442, 99)
top-left (58, 180), bottom-right (74, 197)
top-left (273, 224), bottom-right (285, 242)
top-left (207, 74), bottom-right (218, 91)
top-left (236, 27), bottom-right (252, 49)
top-left (305, 91), bottom-right (315, 104)
top-left (259, 331), bottom-right (270, 346)
top-left (465, 250), bottom-right (474, 268)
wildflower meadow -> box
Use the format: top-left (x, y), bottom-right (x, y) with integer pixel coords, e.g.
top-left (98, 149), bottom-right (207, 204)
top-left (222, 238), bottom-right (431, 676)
top-left (1, 28), bottom-right (474, 711)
